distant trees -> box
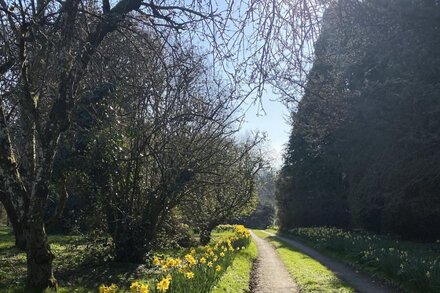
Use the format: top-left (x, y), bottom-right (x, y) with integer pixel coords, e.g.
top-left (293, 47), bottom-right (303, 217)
top-left (180, 138), bottom-right (263, 245)
top-left (277, 0), bottom-right (440, 241)
top-left (240, 169), bottom-right (277, 229)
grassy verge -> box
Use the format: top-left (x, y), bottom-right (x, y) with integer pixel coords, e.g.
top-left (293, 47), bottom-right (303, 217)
top-left (277, 227), bottom-right (440, 293)
top-left (0, 225), bottom-right (157, 292)
top-left (253, 230), bottom-right (354, 293)
top-left (212, 239), bottom-right (257, 293)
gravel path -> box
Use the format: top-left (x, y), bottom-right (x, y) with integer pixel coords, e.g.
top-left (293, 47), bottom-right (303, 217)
top-left (250, 230), bottom-right (299, 293)
top-left (260, 230), bottom-right (395, 293)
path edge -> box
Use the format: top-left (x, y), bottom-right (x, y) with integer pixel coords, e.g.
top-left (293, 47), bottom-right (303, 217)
top-left (260, 230), bottom-right (397, 293)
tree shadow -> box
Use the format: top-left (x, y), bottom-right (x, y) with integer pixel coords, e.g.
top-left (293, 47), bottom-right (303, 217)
top-left (0, 227), bottom-right (145, 291)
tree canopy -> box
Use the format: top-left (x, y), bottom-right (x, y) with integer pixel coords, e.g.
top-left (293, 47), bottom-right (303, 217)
top-left (277, 0), bottom-right (440, 241)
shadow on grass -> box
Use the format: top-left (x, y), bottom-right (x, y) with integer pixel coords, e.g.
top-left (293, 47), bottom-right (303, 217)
top-left (0, 226), bottom-right (145, 292)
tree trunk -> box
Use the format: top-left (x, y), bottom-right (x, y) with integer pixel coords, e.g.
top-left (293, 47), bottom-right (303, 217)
top-left (0, 191), bottom-right (27, 250)
top-left (2, 205), bottom-right (27, 251)
top-left (114, 234), bottom-right (146, 263)
top-left (13, 222), bottom-right (27, 250)
top-left (26, 221), bottom-right (57, 291)
top-left (199, 224), bottom-right (216, 246)
top-left (26, 180), bottom-right (57, 291)
top-left (113, 219), bottom-right (158, 263)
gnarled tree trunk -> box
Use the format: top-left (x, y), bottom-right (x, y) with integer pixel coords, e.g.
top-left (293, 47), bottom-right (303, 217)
top-left (26, 181), bottom-right (57, 290)
top-left (26, 222), bottom-right (56, 290)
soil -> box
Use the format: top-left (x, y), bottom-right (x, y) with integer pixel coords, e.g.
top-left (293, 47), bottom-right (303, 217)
top-left (250, 231), bottom-right (299, 293)
top-left (260, 230), bottom-right (395, 293)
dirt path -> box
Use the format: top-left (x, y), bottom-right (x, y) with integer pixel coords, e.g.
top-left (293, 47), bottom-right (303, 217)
top-left (260, 230), bottom-right (395, 293)
top-left (250, 230), bottom-right (299, 293)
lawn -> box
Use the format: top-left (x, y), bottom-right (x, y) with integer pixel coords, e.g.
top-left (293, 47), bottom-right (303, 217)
top-left (0, 225), bottom-right (256, 292)
top-left (253, 230), bottom-right (353, 293)
top-left (278, 227), bottom-right (440, 293)
top-left (0, 226), bottom-right (144, 292)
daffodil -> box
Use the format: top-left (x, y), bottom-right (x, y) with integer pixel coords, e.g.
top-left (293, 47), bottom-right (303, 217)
top-left (99, 283), bottom-right (118, 293)
top-left (131, 281), bottom-right (149, 293)
top-left (156, 276), bottom-right (171, 292)
top-left (185, 254), bottom-right (197, 266)
top-left (185, 271), bottom-right (195, 279)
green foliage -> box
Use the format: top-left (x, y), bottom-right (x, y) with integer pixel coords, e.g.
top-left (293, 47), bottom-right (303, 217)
top-left (213, 225), bottom-right (237, 233)
top-left (277, 0), bottom-right (440, 240)
top-left (240, 170), bottom-right (277, 229)
top-left (285, 227), bottom-right (440, 292)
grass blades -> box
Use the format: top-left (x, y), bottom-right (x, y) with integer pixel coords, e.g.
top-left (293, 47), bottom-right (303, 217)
top-left (283, 227), bottom-right (440, 293)
top-left (253, 230), bottom-right (353, 293)
top-left (212, 239), bottom-right (257, 293)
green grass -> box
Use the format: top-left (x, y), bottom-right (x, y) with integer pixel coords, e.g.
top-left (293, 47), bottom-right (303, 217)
top-left (279, 227), bottom-right (440, 293)
top-left (253, 230), bottom-right (354, 293)
top-left (0, 225), bottom-right (142, 292)
top-left (0, 225), bottom-right (253, 292)
top-left (211, 230), bottom-right (235, 242)
top-left (212, 239), bottom-right (257, 293)
top-left (0, 226), bottom-right (175, 292)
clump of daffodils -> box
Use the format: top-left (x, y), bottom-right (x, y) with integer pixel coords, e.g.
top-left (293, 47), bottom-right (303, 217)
top-left (99, 225), bottom-right (251, 293)
top-left (156, 275), bottom-right (172, 292)
top-left (130, 281), bottom-right (149, 293)
top-left (99, 283), bottom-right (118, 293)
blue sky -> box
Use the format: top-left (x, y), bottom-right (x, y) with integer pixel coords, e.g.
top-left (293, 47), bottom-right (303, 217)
top-left (240, 93), bottom-right (291, 169)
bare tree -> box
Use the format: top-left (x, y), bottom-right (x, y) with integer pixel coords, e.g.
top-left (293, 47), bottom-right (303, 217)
top-left (0, 0), bottom-right (333, 289)
top-left (86, 35), bottom-right (252, 262)
top-left (181, 137), bottom-right (264, 245)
